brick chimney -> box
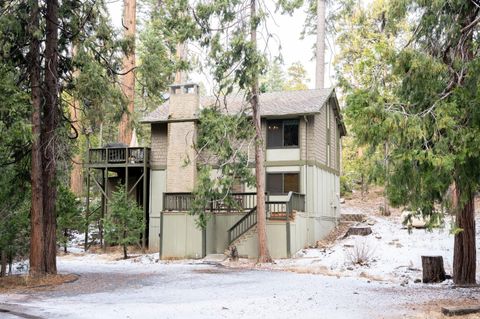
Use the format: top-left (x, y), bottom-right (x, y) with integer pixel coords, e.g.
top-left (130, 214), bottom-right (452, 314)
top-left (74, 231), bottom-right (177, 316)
top-left (166, 83), bottom-right (200, 193)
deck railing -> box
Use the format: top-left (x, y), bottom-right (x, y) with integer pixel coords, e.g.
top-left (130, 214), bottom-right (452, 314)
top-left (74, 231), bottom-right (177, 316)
top-left (228, 206), bottom-right (257, 244)
top-left (88, 147), bottom-right (150, 165)
top-left (227, 191), bottom-right (306, 246)
top-left (163, 192), bottom-right (259, 212)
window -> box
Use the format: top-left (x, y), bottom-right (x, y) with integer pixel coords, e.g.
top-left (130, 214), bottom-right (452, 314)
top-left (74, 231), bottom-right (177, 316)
top-left (267, 119), bottom-right (299, 148)
top-left (266, 173), bottom-right (300, 194)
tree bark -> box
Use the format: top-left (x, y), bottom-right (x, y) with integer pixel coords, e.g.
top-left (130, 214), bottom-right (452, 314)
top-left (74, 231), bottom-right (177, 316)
top-left (0, 251), bottom-right (6, 277)
top-left (69, 45), bottom-right (84, 196)
top-left (421, 256), bottom-right (446, 283)
top-left (29, 0), bottom-right (46, 277)
top-left (251, 0), bottom-right (272, 263)
top-left (453, 185), bottom-right (476, 285)
top-left (43, 0), bottom-right (59, 275)
top-left (315, 0), bottom-right (326, 89)
top-left (118, 0), bottom-right (137, 145)
top-left (64, 229), bottom-right (68, 253)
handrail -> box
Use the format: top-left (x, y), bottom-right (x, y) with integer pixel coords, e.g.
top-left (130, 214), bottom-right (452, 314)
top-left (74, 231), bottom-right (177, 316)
top-left (163, 192), bottom-right (261, 212)
top-left (88, 147), bottom-right (150, 165)
top-left (223, 192), bottom-right (306, 247)
top-left (227, 206), bottom-right (257, 244)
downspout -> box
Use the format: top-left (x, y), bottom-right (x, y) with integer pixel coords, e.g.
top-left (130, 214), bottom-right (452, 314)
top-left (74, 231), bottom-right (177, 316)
top-left (304, 115), bottom-right (309, 243)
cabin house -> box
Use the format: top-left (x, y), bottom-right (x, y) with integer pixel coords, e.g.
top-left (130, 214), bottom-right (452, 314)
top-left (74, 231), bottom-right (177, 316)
top-left (137, 82), bottom-right (346, 259)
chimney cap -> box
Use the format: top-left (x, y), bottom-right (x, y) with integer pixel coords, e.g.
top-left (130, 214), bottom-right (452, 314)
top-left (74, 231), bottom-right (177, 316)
top-left (169, 83), bottom-right (199, 95)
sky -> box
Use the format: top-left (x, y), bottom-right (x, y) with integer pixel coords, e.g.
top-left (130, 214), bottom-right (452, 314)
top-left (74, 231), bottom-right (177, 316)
top-left (106, 1), bottom-right (335, 92)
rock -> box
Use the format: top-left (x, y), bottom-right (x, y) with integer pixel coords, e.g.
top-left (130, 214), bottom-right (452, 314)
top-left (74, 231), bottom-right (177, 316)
top-left (400, 279), bottom-right (409, 286)
top-left (340, 198), bottom-right (346, 204)
top-left (401, 211), bottom-right (427, 228)
top-left (414, 279), bottom-right (421, 283)
top-left (347, 266), bottom-right (354, 271)
top-left (375, 235), bottom-right (382, 240)
top-left (367, 220), bottom-right (376, 226)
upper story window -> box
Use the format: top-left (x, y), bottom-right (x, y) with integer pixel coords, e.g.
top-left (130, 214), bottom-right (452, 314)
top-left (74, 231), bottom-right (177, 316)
top-left (266, 119), bottom-right (299, 148)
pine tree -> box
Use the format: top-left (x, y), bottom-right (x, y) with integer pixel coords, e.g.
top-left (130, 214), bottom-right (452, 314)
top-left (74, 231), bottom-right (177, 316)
top-left (334, 0), bottom-right (480, 284)
top-left (1, 0), bottom-right (126, 276)
top-left (103, 187), bottom-right (144, 259)
top-left (56, 186), bottom-right (83, 253)
top-left (285, 62), bottom-right (310, 91)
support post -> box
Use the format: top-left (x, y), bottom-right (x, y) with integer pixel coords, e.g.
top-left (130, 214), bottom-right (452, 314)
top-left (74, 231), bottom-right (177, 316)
top-left (103, 167), bottom-right (108, 251)
top-left (84, 167), bottom-right (90, 252)
top-left (286, 192), bottom-right (292, 258)
top-left (142, 155), bottom-right (147, 251)
top-left (125, 148), bottom-right (129, 194)
top-left (159, 211), bottom-right (163, 260)
top-left (202, 227), bottom-right (207, 258)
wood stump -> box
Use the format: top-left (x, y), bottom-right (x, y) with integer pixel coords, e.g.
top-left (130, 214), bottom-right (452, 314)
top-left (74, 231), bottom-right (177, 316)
top-left (346, 226), bottom-right (372, 237)
top-left (422, 256), bottom-right (446, 283)
top-left (229, 245), bottom-right (239, 261)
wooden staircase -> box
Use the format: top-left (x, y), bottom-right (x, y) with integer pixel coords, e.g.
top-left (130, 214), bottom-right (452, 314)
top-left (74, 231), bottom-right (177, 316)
top-left (227, 192), bottom-right (305, 246)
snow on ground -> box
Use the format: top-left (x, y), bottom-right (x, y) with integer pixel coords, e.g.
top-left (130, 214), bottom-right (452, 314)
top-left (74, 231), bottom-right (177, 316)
top-left (2, 253), bottom-right (479, 319)
top-left (1, 193), bottom-right (480, 318)
top-left (275, 213), bottom-right (480, 284)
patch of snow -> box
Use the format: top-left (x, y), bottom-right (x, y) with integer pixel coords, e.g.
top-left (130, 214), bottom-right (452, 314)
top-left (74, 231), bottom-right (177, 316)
top-left (276, 215), bottom-right (480, 284)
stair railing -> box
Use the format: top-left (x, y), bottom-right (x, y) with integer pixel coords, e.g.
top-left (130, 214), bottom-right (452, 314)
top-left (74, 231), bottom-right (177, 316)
top-left (227, 206), bottom-right (257, 244)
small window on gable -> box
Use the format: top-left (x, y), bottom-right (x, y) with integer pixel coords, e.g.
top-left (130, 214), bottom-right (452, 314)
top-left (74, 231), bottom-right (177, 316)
top-left (266, 173), bottom-right (300, 194)
top-left (267, 119), bottom-right (299, 148)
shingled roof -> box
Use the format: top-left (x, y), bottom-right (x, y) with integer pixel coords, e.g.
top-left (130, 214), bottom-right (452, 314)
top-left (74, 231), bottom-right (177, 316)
top-left (141, 87), bottom-right (346, 135)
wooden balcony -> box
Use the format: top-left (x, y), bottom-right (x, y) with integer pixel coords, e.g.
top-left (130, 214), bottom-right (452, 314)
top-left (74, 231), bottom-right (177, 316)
top-left (163, 192), bottom-right (259, 213)
top-left (163, 192), bottom-right (306, 215)
top-left (87, 147), bottom-right (150, 168)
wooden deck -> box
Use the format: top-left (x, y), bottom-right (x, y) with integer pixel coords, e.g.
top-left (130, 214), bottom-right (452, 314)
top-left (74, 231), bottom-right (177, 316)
top-left (87, 147), bottom-right (150, 168)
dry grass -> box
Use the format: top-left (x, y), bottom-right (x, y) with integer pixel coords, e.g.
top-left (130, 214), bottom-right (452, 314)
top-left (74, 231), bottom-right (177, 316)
top-left (0, 273), bottom-right (78, 293)
top-left (345, 239), bottom-right (375, 266)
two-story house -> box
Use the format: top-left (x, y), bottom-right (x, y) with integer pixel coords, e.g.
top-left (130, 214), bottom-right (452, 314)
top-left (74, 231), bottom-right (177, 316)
top-left (141, 82), bottom-right (346, 259)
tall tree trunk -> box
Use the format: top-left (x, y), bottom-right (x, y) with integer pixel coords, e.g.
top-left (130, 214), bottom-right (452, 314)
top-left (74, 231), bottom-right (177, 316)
top-left (69, 46), bottom-right (83, 196)
top-left (251, 0), bottom-right (272, 263)
top-left (453, 184), bottom-right (476, 285)
top-left (451, 6), bottom-right (477, 286)
top-left (175, 42), bottom-right (186, 84)
top-left (315, 0), bottom-right (326, 89)
top-left (43, 0), bottom-right (59, 275)
top-left (118, 0), bottom-right (137, 145)
top-left (29, 0), bottom-right (45, 277)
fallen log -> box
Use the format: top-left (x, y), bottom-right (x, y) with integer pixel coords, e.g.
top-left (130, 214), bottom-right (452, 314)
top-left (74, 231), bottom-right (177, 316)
top-left (441, 305), bottom-right (480, 317)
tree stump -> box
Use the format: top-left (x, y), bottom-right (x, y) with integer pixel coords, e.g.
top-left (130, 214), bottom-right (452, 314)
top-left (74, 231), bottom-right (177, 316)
top-left (346, 226), bottom-right (372, 237)
top-left (229, 245), bottom-right (239, 261)
top-left (422, 256), bottom-right (446, 283)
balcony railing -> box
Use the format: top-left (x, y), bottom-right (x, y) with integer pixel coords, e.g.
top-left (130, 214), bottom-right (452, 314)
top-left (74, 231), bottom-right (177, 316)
top-left (163, 192), bottom-right (306, 215)
top-left (163, 192), bottom-right (261, 212)
top-left (88, 147), bottom-right (150, 165)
